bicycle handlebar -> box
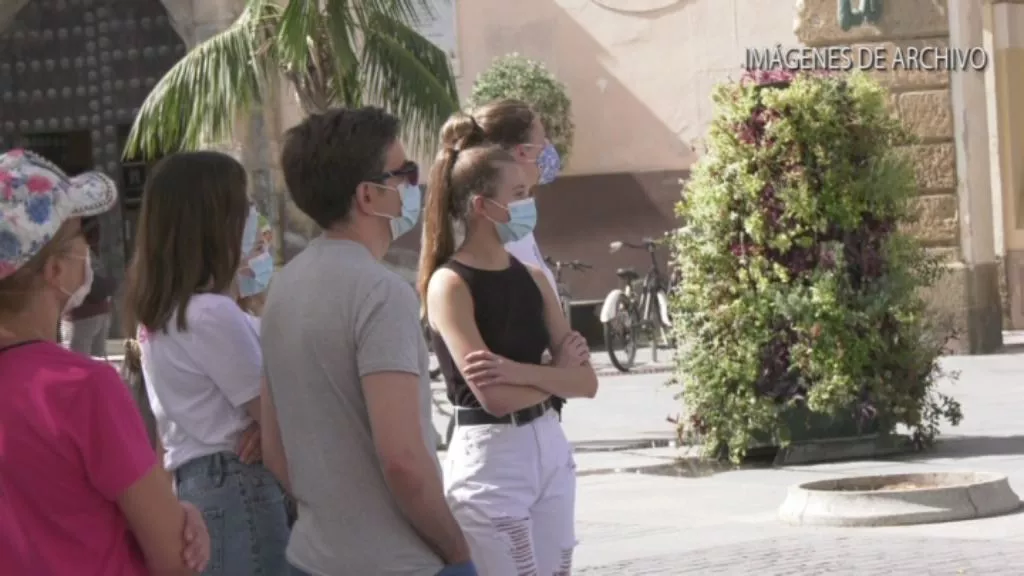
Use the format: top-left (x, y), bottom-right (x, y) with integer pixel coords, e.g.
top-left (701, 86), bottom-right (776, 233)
top-left (543, 256), bottom-right (592, 271)
top-left (609, 237), bottom-right (662, 253)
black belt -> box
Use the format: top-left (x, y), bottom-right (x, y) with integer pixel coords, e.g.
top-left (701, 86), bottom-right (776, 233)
top-left (456, 399), bottom-right (554, 427)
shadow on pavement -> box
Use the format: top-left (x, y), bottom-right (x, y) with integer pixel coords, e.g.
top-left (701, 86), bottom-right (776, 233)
top-left (633, 456), bottom-right (774, 478)
top-left (606, 435), bottom-right (1024, 480)
top-left (899, 435), bottom-right (1024, 460)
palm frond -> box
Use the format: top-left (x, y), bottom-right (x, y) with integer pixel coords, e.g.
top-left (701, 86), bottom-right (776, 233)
top-left (275, 1), bottom-right (363, 114)
top-left (123, 2), bottom-right (281, 160)
top-left (321, 0), bottom-right (360, 85)
top-left (360, 11), bottom-right (459, 156)
top-left (274, 0), bottom-right (319, 74)
top-left (350, 0), bottom-right (436, 31)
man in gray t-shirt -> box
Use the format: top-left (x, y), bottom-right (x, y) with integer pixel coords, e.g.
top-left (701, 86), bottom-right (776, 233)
top-left (261, 108), bottom-right (474, 576)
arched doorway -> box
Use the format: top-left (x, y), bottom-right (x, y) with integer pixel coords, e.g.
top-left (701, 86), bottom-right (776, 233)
top-left (0, 0), bottom-right (188, 337)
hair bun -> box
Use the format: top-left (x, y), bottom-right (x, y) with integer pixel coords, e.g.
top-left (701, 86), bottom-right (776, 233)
top-left (441, 112), bottom-right (484, 153)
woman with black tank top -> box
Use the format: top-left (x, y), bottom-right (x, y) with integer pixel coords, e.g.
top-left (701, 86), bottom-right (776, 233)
top-left (417, 106), bottom-right (599, 575)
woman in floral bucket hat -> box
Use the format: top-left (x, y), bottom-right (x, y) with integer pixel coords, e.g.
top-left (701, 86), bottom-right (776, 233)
top-left (0, 149), bottom-right (210, 575)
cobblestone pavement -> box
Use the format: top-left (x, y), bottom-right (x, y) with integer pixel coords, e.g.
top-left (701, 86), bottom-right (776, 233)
top-left (109, 337), bottom-right (1024, 573)
top-left (576, 532), bottom-right (1024, 574)
top-left (569, 347), bottom-right (1024, 573)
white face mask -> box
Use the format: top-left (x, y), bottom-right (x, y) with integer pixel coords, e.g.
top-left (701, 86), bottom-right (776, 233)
top-left (61, 249), bottom-right (94, 314)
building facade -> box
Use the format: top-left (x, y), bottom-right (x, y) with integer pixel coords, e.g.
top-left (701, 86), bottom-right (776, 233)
top-left (790, 0), bottom-right (1002, 353)
top-left (0, 0), bottom-right (187, 334)
top-left (405, 0), bottom-right (1019, 353)
top-left (2, 0), bottom-right (1022, 353)
top-left (393, 0), bottom-right (800, 303)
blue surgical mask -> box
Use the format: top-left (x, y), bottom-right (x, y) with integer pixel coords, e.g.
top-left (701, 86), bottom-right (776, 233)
top-left (238, 205), bottom-right (275, 297)
top-left (238, 251), bottom-right (274, 297)
top-left (489, 198), bottom-right (537, 244)
top-left (375, 183), bottom-right (422, 240)
top-left (536, 142), bottom-right (561, 185)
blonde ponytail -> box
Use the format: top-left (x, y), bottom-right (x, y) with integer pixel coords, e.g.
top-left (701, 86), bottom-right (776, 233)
top-left (418, 147), bottom-right (461, 316)
top-left (418, 112), bottom-right (520, 317)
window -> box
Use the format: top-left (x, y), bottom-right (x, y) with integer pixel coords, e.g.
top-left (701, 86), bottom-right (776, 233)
top-left (116, 124), bottom-right (163, 261)
top-left (117, 124), bottom-right (148, 205)
top-left (20, 131), bottom-right (93, 175)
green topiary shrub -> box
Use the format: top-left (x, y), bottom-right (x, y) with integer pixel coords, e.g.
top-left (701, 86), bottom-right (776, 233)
top-left (468, 53), bottom-right (574, 167)
top-left (669, 70), bottom-right (963, 462)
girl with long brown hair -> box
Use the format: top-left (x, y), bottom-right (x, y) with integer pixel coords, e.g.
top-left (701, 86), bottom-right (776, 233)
top-left (418, 105), bottom-right (599, 575)
top-left (122, 151), bottom-right (289, 576)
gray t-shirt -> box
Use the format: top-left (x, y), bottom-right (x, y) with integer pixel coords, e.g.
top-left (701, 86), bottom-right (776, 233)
top-left (261, 237), bottom-right (443, 576)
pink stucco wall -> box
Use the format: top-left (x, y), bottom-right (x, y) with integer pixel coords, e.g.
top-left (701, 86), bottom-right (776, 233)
top-left (453, 0), bottom-right (798, 176)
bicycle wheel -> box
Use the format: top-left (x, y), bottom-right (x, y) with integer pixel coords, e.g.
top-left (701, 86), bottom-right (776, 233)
top-left (650, 318), bottom-right (671, 362)
top-left (650, 289), bottom-right (674, 362)
top-left (604, 300), bottom-right (639, 373)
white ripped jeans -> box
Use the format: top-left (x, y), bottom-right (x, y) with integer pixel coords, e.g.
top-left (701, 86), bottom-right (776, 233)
top-left (444, 409), bottom-right (577, 576)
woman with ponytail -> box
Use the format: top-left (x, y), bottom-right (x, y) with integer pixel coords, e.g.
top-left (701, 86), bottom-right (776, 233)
top-left (419, 99), bottom-right (562, 296)
top-left (418, 111), bottom-right (599, 575)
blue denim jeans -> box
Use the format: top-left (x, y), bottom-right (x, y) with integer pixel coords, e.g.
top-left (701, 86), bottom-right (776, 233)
top-left (175, 452), bottom-right (290, 576)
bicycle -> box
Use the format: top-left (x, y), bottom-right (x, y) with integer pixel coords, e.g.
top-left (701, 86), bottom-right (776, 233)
top-left (543, 256), bottom-right (591, 323)
top-left (599, 236), bottom-right (673, 373)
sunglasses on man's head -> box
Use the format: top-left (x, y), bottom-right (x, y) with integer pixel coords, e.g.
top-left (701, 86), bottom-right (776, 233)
top-left (370, 160), bottom-right (419, 187)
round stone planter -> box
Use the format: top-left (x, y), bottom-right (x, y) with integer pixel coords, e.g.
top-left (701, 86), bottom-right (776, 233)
top-left (779, 472), bottom-right (1021, 527)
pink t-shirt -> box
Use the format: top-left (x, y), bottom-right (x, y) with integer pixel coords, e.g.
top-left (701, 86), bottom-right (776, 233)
top-left (0, 341), bottom-right (158, 576)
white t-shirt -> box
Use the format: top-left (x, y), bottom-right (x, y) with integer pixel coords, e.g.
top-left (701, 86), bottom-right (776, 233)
top-left (244, 313), bottom-right (260, 337)
top-left (505, 232), bottom-right (557, 294)
top-left (139, 293), bottom-right (262, 470)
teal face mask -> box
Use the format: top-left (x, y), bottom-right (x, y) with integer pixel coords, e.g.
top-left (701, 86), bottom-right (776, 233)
top-left (489, 198), bottom-right (538, 244)
top-left (239, 251), bottom-right (274, 298)
top-left (238, 205), bottom-right (274, 298)
top-left (374, 183), bottom-right (422, 240)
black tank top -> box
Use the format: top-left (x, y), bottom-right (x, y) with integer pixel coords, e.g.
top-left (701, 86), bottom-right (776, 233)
top-left (431, 257), bottom-right (563, 411)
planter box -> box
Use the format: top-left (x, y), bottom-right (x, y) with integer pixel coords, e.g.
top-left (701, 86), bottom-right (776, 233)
top-left (736, 404), bottom-right (884, 463)
top-left (695, 406), bottom-right (907, 465)
top-left (775, 403), bottom-right (880, 444)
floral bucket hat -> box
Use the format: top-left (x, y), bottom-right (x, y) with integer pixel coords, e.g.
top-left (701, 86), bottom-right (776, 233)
top-left (0, 149), bottom-right (118, 281)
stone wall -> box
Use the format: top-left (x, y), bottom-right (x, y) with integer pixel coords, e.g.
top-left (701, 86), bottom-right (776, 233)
top-left (794, 0), bottom-right (1002, 353)
top-left (989, 0), bottom-right (1024, 329)
top-left (0, 0), bottom-right (191, 337)
top-left (796, 1), bottom-right (958, 253)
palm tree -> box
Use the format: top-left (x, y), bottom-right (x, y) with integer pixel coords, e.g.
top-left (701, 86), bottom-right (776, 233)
top-left (123, 0), bottom-right (459, 160)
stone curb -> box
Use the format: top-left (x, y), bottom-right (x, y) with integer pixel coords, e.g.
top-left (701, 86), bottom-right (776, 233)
top-left (778, 472), bottom-right (1023, 527)
top-left (593, 365), bottom-right (674, 378)
top-left (572, 439), bottom-right (678, 453)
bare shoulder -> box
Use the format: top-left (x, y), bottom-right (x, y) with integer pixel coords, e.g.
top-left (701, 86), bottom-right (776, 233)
top-left (426, 266), bottom-right (466, 301)
top-left (523, 264), bottom-right (554, 295)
